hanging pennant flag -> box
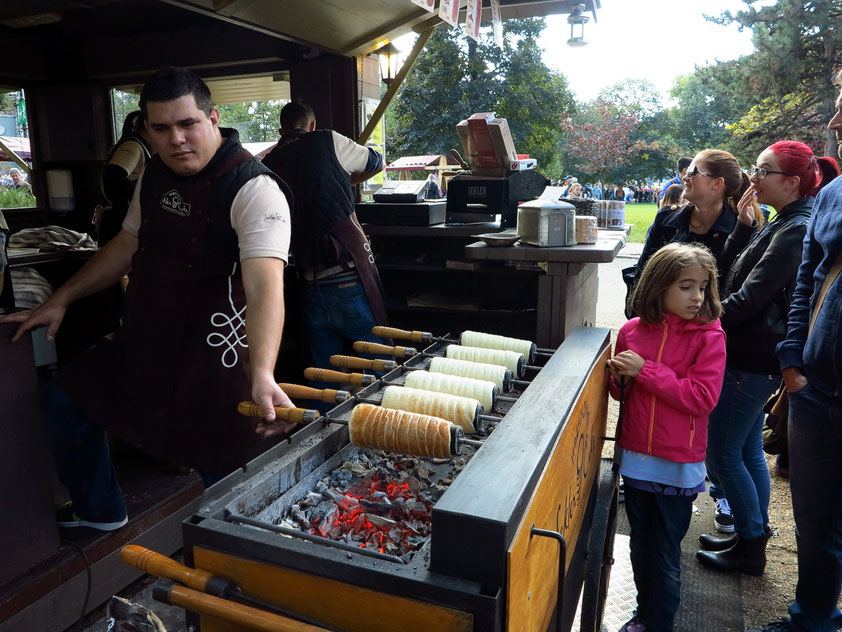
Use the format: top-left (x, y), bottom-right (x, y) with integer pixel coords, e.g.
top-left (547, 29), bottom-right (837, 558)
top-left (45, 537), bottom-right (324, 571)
top-left (464, 0), bottom-right (481, 41)
top-left (411, 0), bottom-right (435, 13)
top-left (438, 0), bottom-right (460, 27)
top-left (490, 0), bottom-right (504, 49)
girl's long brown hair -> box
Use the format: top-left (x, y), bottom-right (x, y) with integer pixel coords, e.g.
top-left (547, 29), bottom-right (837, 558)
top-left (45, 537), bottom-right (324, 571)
top-left (631, 243), bottom-right (722, 324)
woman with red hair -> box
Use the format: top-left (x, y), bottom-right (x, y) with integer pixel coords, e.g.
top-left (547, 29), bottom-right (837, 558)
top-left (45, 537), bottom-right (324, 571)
top-left (697, 140), bottom-right (839, 575)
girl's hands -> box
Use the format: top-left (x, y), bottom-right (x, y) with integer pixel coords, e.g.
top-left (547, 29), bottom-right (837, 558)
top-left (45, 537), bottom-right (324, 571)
top-left (608, 350), bottom-right (645, 378)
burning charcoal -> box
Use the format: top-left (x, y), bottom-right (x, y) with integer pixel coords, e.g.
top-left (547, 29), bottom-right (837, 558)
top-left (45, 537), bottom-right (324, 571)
top-left (407, 535), bottom-right (427, 548)
top-left (315, 480), bottom-right (328, 494)
top-left (353, 513), bottom-right (367, 534)
top-left (329, 469), bottom-right (353, 489)
top-left (367, 514), bottom-right (398, 529)
top-left (407, 477), bottom-right (422, 495)
top-left (359, 499), bottom-right (392, 514)
top-left (338, 495), bottom-right (359, 511)
top-left (302, 491), bottom-right (323, 507)
top-left (328, 525), bottom-right (344, 539)
top-left (431, 457), bottom-right (449, 465)
top-left (290, 504), bottom-right (308, 528)
top-left (391, 497), bottom-right (405, 512)
top-left (323, 488), bottom-right (345, 503)
top-left (421, 487), bottom-right (445, 504)
top-left (311, 501), bottom-right (339, 537)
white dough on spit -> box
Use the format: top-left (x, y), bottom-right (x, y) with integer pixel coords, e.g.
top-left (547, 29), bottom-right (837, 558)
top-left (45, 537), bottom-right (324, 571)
top-left (428, 356), bottom-right (510, 391)
top-left (403, 370), bottom-right (497, 411)
top-left (381, 385), bottom-right (479, 433)
top-left (445, 345), bottom-right (523, 375)
top-left (349, 404), bottom-right (452, 458)
top-left (460, 330), bottom-right (535, 360)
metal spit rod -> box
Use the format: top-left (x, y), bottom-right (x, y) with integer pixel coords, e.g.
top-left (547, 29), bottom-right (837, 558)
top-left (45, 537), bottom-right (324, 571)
top-left (372, 325), bottom-right (554, 358)
top-left (354, 392), bottom-right (503, 425)
top-left (401, 362), bottom-right (532, 390)
top-left (419, 350), bottom-right (542, 374)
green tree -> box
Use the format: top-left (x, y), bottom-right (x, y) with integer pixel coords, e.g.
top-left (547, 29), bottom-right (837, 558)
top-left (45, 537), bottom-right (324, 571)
top-left (217, 100), bottom-right (285, 142)
top-left (710, 0), bottom-right (842, 157)
top-left (386, 19), bottom-right (574, 179)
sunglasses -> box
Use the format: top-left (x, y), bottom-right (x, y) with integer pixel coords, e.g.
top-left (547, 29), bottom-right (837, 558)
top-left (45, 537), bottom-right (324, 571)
top-left (684, 165), bottom-right (716, 179)
top-left (750, 165), bottom-right (794, 180)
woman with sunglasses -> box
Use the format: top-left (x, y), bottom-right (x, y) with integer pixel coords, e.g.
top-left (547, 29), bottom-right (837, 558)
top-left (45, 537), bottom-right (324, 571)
top-left (696, 141), bottom-right (839, 576)
top-left (628, 150), bottom-right (757, 319)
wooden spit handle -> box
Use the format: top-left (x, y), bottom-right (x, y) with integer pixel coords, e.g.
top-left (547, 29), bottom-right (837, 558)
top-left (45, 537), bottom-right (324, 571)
top-left (237, 402), bottom-right (320, 424)
top-left (154, 580), bottom-right (329, 632)
top-left (329, 355), bottom-right (397, 371)
top-left (353, 340), bottom-right (417, 359)
top-left (372, 326), bottom-right (431, 344)
top-left (279, 383), bottom-right (350, 404)
top-left (303, 368), bottom-right (375, 387)
top-left (121, 545), bottom-right (216, 593)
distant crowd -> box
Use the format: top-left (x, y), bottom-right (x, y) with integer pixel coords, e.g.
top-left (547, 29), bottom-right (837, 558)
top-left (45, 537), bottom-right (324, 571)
top-left (552, 176), bottom-right (660, 203)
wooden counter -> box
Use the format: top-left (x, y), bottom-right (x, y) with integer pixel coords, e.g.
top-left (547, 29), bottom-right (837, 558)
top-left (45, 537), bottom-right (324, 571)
top-left (363, 222), bottom-right (626, 348)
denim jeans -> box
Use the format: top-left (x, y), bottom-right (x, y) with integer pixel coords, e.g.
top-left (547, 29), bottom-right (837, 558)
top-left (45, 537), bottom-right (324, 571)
top-left (624, 485), bottom-right (695, 632)
top-left (301, 272), bottom-right (381, 382)
top-left (706, 368), bottom-right (778, 538)
top-left (787, 383), bottom-right (842, 632)
top-left (42, 381), bottom-right (127, 522)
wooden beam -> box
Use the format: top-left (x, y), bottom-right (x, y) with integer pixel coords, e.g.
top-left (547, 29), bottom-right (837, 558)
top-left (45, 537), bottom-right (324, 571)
top-left (357, 26), bottom-right (435, 146)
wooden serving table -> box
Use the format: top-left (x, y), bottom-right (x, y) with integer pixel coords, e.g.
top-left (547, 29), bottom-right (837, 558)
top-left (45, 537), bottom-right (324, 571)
top-left (362, 221), bottom-right (626, 349)
top-left (465, 230), bottom-right (627, 347)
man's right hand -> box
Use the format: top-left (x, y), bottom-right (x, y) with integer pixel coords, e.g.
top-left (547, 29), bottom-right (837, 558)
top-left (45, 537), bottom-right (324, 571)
top-left (782, 367), bottom-right (808, 393)
top-left (0, 298), bottom-right (67, 342)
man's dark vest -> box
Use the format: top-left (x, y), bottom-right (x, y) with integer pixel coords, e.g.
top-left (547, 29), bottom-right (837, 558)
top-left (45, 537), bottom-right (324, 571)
top-left (59, 128), bottom-right (292, 475)
top-left (262, 129), bottom-right (388, 325)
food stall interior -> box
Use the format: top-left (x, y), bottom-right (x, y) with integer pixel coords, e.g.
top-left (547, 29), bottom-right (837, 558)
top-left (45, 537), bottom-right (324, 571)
top-left (0, 1), bottom-right (602, 630)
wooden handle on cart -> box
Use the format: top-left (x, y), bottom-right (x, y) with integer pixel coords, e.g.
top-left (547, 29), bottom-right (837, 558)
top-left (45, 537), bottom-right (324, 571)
top-left (372, 326), bottom-right (431, 344)
top-left (279, 383), bottom-right (350, 404)
top-left (329, 355), bottom-right (397, 371)
top-left (121, 545), bottom-right (217, 593)
top-left (154, 580), bottom-right (329, 632)
top-left (303, 368), bottom-right (375, 387)
top-left (237, 402), bottom-right (320, 424)
top-left (353, 340), bottom-right (417, 359)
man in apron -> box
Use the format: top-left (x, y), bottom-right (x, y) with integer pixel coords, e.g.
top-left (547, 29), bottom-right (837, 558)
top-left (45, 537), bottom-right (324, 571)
top-left (1, 67), bottom-right (294, 530)
top-left (262, 100), bottom-right (388, 391)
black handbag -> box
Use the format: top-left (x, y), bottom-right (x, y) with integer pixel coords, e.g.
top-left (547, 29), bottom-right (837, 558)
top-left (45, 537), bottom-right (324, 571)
top-left (621, 265), bottom-right (637, 319)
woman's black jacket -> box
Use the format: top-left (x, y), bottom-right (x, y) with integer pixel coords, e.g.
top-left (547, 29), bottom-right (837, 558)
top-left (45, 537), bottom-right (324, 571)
top-left (718, 197), bottom-right (814, 374)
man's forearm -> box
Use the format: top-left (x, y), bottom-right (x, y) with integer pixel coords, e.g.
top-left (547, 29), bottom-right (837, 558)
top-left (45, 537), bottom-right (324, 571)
top-left (53, 229), bottom-right (136, 307)
top-left (242, 258), bottom-right (285, 381)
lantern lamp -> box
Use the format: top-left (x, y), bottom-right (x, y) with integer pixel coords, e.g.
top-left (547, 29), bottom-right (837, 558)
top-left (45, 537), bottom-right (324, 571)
top-left (376, 42), bottom-right (400, 86)
top-left (567, 3), bottom-right (589, 47)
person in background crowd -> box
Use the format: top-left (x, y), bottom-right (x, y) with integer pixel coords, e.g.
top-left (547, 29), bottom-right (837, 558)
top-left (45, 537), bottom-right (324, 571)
top-left (568, 182), bottom-right (583, 197)
top-left (592, 181), bottom-right (604, 200)
top-left (748, 79), bottom-right (842, 632)
top-left (659, 184), bottom-right (684, 210)
top-left (609, 242), bottom-right (726, 632)
top-left (7, 168), bottom-right (31, 193)
top-left (100, 110), bottom-right (154, 245)
top-left (697, 141), bottom-right (838, 578)
top-left (659, 157), bottom-right (693, 203)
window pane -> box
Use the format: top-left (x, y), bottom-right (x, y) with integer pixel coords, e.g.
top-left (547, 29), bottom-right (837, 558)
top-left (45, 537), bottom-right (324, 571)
top-left (0, 88), bottom-right (36, 209)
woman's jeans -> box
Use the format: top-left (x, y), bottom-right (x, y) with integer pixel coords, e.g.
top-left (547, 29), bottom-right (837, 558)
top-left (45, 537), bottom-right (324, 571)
top-left (787, 383), bottom-right (842, 632)
top-left (624, 485), bottom-right (695, 632)
top-left (706, 368), bottom-right (778, 538)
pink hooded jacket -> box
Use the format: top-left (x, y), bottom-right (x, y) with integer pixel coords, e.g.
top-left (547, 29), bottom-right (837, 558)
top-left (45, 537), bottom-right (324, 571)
top-left (608, 313), bottom-right (726, 463)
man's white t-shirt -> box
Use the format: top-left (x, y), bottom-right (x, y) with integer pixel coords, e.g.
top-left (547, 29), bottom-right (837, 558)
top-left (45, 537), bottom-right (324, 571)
top-left (123, 173), bottom-right (291, 263)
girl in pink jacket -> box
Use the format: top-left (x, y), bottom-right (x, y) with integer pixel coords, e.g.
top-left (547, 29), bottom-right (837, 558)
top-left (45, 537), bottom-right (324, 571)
top-left (608, 243), bottom-right (726, 632)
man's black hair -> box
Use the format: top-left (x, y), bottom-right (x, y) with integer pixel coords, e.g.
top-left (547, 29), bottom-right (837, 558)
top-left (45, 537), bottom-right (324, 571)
top-left (677, 157), bottom-right (693, 172)
top-left (139, 67), bottom-right (213, 117)
top-left (280, 99), bottom-right (315, 131)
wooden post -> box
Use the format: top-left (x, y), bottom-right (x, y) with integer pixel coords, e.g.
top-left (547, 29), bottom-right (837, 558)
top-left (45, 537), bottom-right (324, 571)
top-left (357, 26), bottom-right (436, 146)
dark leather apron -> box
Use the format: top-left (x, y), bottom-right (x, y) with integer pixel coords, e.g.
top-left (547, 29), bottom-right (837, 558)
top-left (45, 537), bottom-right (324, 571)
top-left (59, 137), bottom-right (284, 475)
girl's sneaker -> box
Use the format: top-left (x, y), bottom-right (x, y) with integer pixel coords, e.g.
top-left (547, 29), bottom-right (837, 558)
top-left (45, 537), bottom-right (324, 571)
top-left (619, 616), bottom-right (647, 632)
top-left (714, 497), bottom-right (735, 533)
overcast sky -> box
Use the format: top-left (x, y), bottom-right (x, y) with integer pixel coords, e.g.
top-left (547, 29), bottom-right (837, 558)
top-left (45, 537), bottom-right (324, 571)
top-left (538, 0), bottom-right (760, 103)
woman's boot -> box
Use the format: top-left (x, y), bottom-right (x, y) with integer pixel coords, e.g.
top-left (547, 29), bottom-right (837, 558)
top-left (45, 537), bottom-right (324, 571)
top-left (698, 532), bottom-right (738, 551)
top-left (696, 533), bottom-right (769, 576)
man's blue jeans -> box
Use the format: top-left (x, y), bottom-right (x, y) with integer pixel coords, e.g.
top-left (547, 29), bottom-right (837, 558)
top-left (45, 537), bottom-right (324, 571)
top-left (706, 368), bottom-right (778, 538)
top-left (624, 485), bottom-right (695, 632)
top-left (42, 382), bottom-right (127, 522)
top-left (301, 273), bottom-right (382, 388)
top-left (787, 383), bottom-right (842, 632)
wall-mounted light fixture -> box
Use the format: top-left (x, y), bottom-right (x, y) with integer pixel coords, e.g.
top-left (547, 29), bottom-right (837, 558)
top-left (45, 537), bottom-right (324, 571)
top-left (567, 3), bottom-right (589, 47)
top-left (376, 42), bottom-right (400, 85)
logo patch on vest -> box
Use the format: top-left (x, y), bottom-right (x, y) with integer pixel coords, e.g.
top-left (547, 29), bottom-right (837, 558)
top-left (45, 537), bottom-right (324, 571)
top-left (160, 189), bottom-right (192, 217)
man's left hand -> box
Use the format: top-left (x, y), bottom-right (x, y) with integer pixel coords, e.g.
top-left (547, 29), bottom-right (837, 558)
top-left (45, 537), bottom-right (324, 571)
top-left (251, 373), bottom-right (296, 437)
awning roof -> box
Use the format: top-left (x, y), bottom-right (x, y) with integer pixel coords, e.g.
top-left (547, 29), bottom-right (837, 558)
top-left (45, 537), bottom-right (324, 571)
top-left (386, 155), bottom-right (460, 171)
top-left (0, 136), bottom-right (31, 162)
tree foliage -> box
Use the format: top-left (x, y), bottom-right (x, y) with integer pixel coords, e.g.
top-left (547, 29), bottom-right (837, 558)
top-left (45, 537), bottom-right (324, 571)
top-left (386, 19), bottom-right (574, 178)
top-left (710, 0), bottom-right (842, 158)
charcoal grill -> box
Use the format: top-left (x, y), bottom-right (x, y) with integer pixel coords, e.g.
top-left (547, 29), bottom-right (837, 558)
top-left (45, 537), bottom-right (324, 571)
top-left (183, 326), bottom-right (617, 632)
